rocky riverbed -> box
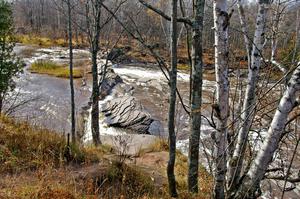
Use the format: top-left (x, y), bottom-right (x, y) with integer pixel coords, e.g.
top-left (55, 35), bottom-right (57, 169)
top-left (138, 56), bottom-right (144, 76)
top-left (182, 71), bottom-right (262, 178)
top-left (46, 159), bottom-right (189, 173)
top-left (11, 44), bottom-right (300, 198)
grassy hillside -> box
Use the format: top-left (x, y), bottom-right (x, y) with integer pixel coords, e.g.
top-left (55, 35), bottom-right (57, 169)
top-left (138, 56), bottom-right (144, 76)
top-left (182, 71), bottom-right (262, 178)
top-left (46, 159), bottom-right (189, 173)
top-left (0, 116), bottom-right (212, 198)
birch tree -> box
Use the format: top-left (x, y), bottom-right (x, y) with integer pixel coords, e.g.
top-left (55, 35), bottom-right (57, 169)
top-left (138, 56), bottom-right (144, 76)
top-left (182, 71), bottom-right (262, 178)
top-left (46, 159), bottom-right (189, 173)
top-left (231, 63), bottom-right (300, 198)
top-left (228, 0), bottom-right (271, 191)
top-left (85, 0), bottom-right (102, 146)
top-left (212, 0), bottom-right (230, 198)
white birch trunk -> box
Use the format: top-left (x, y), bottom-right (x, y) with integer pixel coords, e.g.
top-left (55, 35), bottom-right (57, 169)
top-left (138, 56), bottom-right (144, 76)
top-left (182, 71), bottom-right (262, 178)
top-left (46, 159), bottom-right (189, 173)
top-left (270, 2), bottom-right (287, 73)
top-left (234, 63), bottom-right (300, 199)
top-left (229, 0), bottom-right (270, 190)
top-left (227, 0), bottom-right (249, 177)
top-left (213, 0), bottom-right (229, 198)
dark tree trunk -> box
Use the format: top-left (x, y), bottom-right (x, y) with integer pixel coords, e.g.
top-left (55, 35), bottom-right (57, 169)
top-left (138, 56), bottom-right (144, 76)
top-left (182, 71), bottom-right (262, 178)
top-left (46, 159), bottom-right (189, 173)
top-left (91, 48), bottom-right (100, 146)
top-left (0, 96), bottom-right (3, 114)
top-left (67, 0), bottom-right (76, 144)
top-left (188, 0), bottom-right (205, 193)
top-left (167, 0), bottom-right (178, 197)
top-left (90, 0), bottom-right (102, 146)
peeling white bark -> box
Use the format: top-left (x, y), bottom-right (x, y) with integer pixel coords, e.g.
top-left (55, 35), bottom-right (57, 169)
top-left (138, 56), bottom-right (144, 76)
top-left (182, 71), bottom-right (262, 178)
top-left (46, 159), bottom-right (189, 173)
top-left (271, 59), bottom-right (287, 73)
top-left (213, 0), bottom-right (229, 198)
top-left (235, 63), bottom-right (300, 198)
top-left (229, 0), bottom-right (270, 190)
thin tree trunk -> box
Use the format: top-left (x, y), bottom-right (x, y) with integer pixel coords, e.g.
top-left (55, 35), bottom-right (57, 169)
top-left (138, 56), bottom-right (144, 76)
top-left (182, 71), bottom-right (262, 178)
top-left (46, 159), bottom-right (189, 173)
top-left (67, 0), bottom-right (76, 144)
top-left (227, 0), bottom-right (250, 188)
top-left (167, 0), bottom-right (178, 197)
top-left (292, 10), bottom-right (300, 64)
top-left (228, 0), bottom-right (270, 191)
top-left (188, 0), bottom-right (205, 193)
top-left (237, 0), bottom-right (251, 69)
top-left (213, 0), bottom-right (229, 198)
top-left (270, 2), bottom-right (287, 73)
top-left (0, 96), bottom-right (3, 114)
top-left (179, 0), bottom-right (192, 104)
top-left (90, 0), bottom-right (102, 146)
top-left (91, 49), bottom-right (100, 146)
top-left (233, 63), bottom-right (300, 199)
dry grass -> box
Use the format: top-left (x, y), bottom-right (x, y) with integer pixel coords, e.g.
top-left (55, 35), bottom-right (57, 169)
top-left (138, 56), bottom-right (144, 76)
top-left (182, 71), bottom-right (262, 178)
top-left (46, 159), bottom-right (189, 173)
top-left (16, 34), bottom-right (89, 48)
top-left (0, 116), bottom-right (100, 174)
top-left (16, 35), bottom-right (68, 47)
top-left (29, 60), bottom-right (83, 79)
top-left (0, 117), bottom-right (213, 199)
top-left (0, 116), bottom-right (157, 198)
top-left (141, 138), bottom-right (213, 198)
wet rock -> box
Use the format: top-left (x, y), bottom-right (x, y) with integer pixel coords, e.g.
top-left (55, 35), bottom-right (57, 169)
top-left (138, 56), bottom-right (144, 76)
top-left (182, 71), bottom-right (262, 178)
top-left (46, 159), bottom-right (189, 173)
top-left (148, 120), bottom-right (164, 136)
top-left (99, 68), bottom-right (123, 99)
top-left (101, 96), bottom-right (156, 134)
top-left (148, 80), bottom-right (163, 91)
top-left (107, 47), bottom-right (132, 64)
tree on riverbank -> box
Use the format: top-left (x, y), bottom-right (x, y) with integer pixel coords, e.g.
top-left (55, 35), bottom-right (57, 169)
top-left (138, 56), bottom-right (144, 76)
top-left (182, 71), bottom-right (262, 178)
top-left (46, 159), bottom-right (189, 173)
top-left (6, 0), bottom-right (300, 198)
top-left (0, 0), bottom-right (23, 114)
top-left (86, 0), bottom-right (102, 146)
top-left (167, 0), bottom-right (178, 196)
top-left (66, 0), bottom-right (76, 144)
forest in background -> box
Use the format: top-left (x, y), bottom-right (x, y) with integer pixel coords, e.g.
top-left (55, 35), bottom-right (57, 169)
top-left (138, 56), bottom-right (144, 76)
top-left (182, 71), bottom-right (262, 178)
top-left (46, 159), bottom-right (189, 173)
top-left (1, 0), bottom-right (300, 198)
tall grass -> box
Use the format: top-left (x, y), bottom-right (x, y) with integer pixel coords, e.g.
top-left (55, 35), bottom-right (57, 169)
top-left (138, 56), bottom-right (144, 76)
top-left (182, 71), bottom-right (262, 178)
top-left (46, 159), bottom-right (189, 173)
top-left (29, 60), bottom-right (83, 78)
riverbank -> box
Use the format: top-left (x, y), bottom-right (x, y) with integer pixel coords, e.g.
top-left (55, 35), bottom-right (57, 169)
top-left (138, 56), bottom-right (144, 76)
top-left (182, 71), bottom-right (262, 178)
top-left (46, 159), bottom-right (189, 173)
top-left (0, 116), bottom-right (212, 199)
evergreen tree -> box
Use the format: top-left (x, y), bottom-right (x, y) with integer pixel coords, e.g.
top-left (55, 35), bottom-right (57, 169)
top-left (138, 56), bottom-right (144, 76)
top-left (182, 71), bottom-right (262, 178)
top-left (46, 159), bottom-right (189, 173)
top-left (0, 0), bottom-right (23, 113)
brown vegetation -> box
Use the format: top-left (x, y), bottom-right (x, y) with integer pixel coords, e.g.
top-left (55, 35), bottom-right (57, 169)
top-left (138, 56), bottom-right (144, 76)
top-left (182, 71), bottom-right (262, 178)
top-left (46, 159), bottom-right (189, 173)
top-left (0, 118), bottom-right (212, 199)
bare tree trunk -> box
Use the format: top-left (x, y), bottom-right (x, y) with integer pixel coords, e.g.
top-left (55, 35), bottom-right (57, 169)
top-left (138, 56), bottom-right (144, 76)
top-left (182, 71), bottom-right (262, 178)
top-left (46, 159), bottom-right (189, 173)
top-left (88, 0), bottom-right (102, 146)
top-left (91, 48), bottom-right (100, 146)
top-left (237, 0), bottom-right (251, 69)
top-left (179, 0), bottom-right (192, 104)
top-left (0, 96), bottom-right (3, 114)
top-left (233, 63), bottom-right (300, 199)
top-left (227, 0), bottom-right (250, 189)
top-left (213, 0), bottom-right (229, 198)
top-left (292, 10), bottom-right (300, 64)
top-left (67, 0), bottom-right (76, 144)
top-left (167, 0), bottom-right (178, 197)
top-left (228, 0), bottom-right (270, 191)
top-left (270, 1), bottom-right (287, 73)
top-left (188, 0), bottom-right (205, 193)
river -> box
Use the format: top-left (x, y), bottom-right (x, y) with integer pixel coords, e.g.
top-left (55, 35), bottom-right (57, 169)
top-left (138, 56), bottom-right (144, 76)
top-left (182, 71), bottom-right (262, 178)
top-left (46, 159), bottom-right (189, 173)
top-left (11, 44), bottom-right (300, 198)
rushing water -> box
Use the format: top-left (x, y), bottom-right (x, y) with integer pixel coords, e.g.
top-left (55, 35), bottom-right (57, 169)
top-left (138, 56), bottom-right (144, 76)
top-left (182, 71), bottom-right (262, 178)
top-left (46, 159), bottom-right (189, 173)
top-left (10, 44), bottom-right (300, 198)
top-left (12, 44), bottom-right (216, 146)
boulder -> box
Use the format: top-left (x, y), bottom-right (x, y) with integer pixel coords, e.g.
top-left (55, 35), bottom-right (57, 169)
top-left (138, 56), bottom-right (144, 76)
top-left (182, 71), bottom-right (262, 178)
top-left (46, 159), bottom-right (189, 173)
top-left (99, 68), bottom-right (123, 99)
top-left (101, 96), bottom-right (155, 134)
